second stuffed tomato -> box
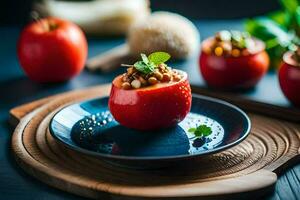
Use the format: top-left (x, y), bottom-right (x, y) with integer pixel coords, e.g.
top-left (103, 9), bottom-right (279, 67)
top-left (109, 52), bottom-right (192, 130)
top-left (199, 30), bottom-right (269, 90)
top-left (278, 50), bottom-right (300, 106)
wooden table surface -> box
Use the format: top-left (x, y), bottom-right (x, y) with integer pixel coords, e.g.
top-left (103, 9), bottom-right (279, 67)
top-left (0, 20), bottom-right (299, 200)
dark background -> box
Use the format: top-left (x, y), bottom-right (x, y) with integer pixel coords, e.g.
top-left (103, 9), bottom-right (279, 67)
top-left (1, 0), bottom-right (280, 26)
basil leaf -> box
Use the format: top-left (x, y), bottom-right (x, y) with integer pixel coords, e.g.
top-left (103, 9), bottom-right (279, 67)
top-left (148, 52), bottom-right (171, 65)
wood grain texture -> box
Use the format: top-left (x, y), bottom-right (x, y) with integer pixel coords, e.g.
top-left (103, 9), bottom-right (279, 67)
top-left (9, 85), bottom-right (108, 124)
top-left (9, 97), bottom-right (54, 127)
top-left (10, 84), bottom-right (300, 199)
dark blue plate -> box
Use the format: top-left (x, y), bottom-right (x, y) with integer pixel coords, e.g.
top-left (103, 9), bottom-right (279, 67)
top-left (50, 95), bottom-right (250, 168)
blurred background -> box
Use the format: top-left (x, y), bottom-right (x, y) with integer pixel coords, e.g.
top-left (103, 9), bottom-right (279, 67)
top-left (1, 0), bottom-right (280, 26)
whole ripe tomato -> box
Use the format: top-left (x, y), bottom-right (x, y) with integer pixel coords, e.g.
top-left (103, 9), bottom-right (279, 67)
top-left (17, 17), bottom-right (87, 83)
top-left (199, 38), bottom-right (269, 90)
top-left (109, 70), bottom-right (192, 130)
top-left (278, 52), bottom-right (300, 106)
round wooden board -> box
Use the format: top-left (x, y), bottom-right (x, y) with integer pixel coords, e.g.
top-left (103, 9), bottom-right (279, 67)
top-left (11, 85), bottom-right (300, 199)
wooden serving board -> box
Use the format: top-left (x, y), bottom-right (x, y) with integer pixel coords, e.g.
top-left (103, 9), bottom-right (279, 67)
top-left (10, 84), bottom-right (300, 199)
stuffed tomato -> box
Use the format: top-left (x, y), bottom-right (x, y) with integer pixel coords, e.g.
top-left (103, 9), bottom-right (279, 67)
top-left (279, 50), bottom-right (300, 106)
top-left (109, 52), bottom-right (192, 130)
top-left (199, 30), bottom-right (269, 90)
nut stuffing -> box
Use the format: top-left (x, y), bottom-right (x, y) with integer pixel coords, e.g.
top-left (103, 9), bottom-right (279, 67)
top-left (120, 52), bottom-right (183, 89)
top-left (203, 30), bottom-right (256, 57)
top-left (121, 64), bottom-right (182, 89)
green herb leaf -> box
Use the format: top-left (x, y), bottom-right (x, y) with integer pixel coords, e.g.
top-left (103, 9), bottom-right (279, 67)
top-left (131, 52), bottom-right (171, 74)
top-left (189, 125), bottom-right (212, 138)
top-left (244, 0), bottom-right (300, 69)
top-left (280, 0), bottom-right (298, 14)
top-left (245, 17), bottom-right (297, 69)
top-left (141, 53), bottom-right (149, 64)
top-left (245, 18), bottom-right (293, 48)
top-left (134, 61), bottom-right (155, 74)
top-left (194, 129), bottom-right (203, 137)
top-left (133, 54), bottom-right (157, 74)
top-left (295, 7), bottom-right (300, 27)
top-left (148, 52), bottom-right (171, 65)
top-left (268, 10), bottom-right (289, 27)
top-left (198, 125), bottom-right (212, 136)
top-left (188, 128), bottom-right (197, 133)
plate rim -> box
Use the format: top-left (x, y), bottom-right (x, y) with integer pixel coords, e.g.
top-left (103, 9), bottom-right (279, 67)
top-left (49, 94), bottom-right (251, 161)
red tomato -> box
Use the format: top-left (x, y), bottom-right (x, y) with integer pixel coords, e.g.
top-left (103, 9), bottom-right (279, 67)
top-left (17, 17), bottom-right (87, 83)
top-left (109, 70), bottom-right (192, 130)
top-left (279, 52), bottom-right (300, 106)
top-left (199, 38), bottom-right (269, 89)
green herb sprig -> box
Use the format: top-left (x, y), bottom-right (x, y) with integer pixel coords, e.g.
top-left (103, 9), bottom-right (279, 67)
top-left (245, 0), bottom-right (300, 69)
top-left (188, 125), bottom-right (212, 138)
top-left (133, 52), bottom-right (171, 74)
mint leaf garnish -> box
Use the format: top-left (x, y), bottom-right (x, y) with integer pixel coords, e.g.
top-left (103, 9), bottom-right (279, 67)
top-left (134, 61), bottom-right (155, 74)
top-left (124, 52), bottom-right (171, 74)
top-left (188, 125), bottom-right (212, 138)
top-left (148, 52), bottom-right (171, 65)
top-left (141, 53), bottom-right (150, 64)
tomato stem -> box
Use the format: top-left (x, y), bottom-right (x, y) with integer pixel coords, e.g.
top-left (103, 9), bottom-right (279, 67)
top-left (30, 11), bottom-right (48, 32)
top-left (30, 11), bottom-right (58, 32)
top-left (48, 21), bottom-right (59, 31)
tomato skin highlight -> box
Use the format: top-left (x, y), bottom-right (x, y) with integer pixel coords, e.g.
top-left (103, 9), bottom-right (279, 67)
top-left (279, 58), bottom-right (300, 107)
top-left (17, 17), bottom-right (87, 83)
top-left (199, 39), bottom-right (269, 90)
top-left (108, 71), bottom-right (192, 130)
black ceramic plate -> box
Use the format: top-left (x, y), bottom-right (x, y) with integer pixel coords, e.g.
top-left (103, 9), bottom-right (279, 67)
top-left (50, 95), bottom-right (250, 168)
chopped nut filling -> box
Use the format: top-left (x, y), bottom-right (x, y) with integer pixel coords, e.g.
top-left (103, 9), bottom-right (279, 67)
top-left (121, 64), bottom-right (182, 89)
top-left (204, 30), bottom-right (256, 57)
